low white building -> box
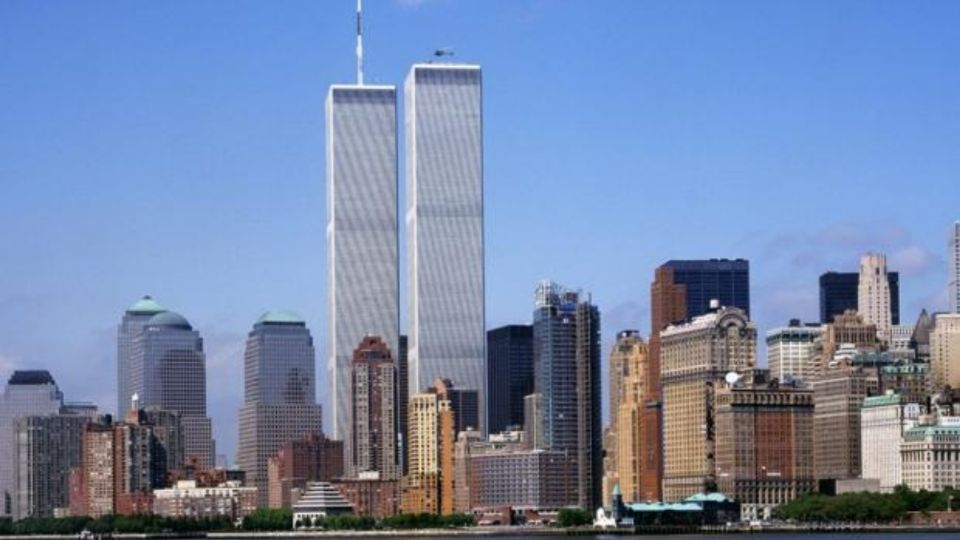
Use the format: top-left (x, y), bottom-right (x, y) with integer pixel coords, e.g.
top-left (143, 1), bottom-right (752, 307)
top-left (292, 482), bottom-right (353, 528)
top-left (153, 480), bottom-right (257, 520)
top-left (901, 424), bottom-right (960, 491)
top-left (860, 392), bottom-right (921, 492)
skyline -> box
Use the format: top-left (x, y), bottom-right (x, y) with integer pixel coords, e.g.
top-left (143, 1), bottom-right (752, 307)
top-left (2, 0), bottom-right (960, 460)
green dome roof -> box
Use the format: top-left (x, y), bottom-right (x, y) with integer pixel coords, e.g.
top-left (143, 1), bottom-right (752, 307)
top-left (146, 311), bottom-right (192, 330)
top-left (127, 295), bottom-right (165, 315)
top-left (257, 310), bottom-right (305, 325)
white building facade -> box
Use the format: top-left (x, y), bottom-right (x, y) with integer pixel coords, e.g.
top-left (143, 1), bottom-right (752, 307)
top-left (858, 253), bottom-right (893, 345)
top-left (901, 424), bottom-right (960, 492)
top-left (859, 393), bottom-right (920, 492)
top-left (766, 322), bottom-right (822, 382)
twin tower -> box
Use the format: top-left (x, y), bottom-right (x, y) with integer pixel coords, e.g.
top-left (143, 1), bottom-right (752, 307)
top-left (326, 64), bottom-right (486, 457)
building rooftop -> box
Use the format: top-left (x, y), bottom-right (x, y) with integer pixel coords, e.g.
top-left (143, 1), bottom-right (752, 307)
top-left (146, 311), bottom-right (192, 330)
top-left (256, 310), bottom-right (305, 326)
top-left (863, 393), bottom-right (902, 408)
top-left (8, 370), bottom-right (56, 386)
top-left (126, 295), bottom-right (165, 315)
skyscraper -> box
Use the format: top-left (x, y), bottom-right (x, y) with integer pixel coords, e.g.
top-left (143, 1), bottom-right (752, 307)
top-left (931, 314), bottom-right (960, 390)
top-left (819, 271), bottom-right (900, 325)
top-left (405, 63), bottom-right (486, 433)
top-left (351, 336), bottom-right (398, 480)
top-left (766, 320), bottom-right (823, 382)
top-left (326, 80), bottom-right (399, 444)
top-left (486, 325), bottom-right (533, 434)
top-left (660, 259), bottom-right (751, 318)
top-left (13, 413), bottom-right (88, 518)
top-left (238, 311), bottom-right (323, 505)
top-left (858, 253), bottom-right (893, 344)
top-left (532, 281), bottom-right (601, 510)
top-left (402, 387), bottom-right (455, 515)
top-left (608, 331), bottom-right (651, 503)
top-left (131, 311), bottom-right (214, 469)
top-left (660, 306), bottom-right (756, 501)
top-left (118, 295), bottom-right (166, 416)
top-left (950, 222), bottom-right (960, 314)
top-left (0, 370), bottom-right (64, 516)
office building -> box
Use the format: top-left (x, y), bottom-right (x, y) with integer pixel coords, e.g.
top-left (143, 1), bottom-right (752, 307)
top-left (238, 311), bottom-right (323, 505)
top-left (659, 259), bottom-right (750, 318)
top-left (332, 474), bottom-right (400, 518)
top-left (766, 320), bottom-right (822, 382)
top-left (487, 325), bottom-right (533, 434)
top-left (819, 271), bottom-right (900, 326)
top-left (398, 335), bottom-right (408, 474)
top-left (523, 393), bottom-right (545, 451)
top-left (460, 443), bottom-right (575, 511)
top-left (532, 281), bottom-right (601, 510)
top-left (714, 371), bottom-right (815, 521)
top-left (660, 305), bottom-right (756, 501)
top-left (432, 378), bottom-right (479, 437)
top-left (266, 434), bottom-right (344, 509)
top-left (901, 423), bottom-right (960, 492)
top-left (950, 222), bottom-right (960, 314)
top-left (931, 314), bottom-right (960, 391)
top-left (117, 295), bottom-right (166, 417)
top-left (812, 359), bottom-right (880, 482)
top-left (859, 253), bottom-right (893, 343)
top-left (405, 63), bottom-right (486, 433)
top-left (880, 362), bottom-right (930, 406)
top-left (816, 310), bottom-right (879, 376)
top-left (402, 386), bottom-right (456, 515)
top-left (326, 80), bottom-right (400, 446)
top-left (860, 393), bottom-right (921, 492)
top-left (0, 370), bottom-right (64, 516)
top-left (153, 480), bottom-right (257, 520)
top-left (608, 331), bottom-right (652, 503)
top-left (351, 335), bottom-right (398, 480)
top-left (13, 413), bottom-right (89, 518)
top-left (129, 310), bottom-right (214, 469)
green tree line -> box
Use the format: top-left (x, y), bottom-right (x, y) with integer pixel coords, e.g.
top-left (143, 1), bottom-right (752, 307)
top-left (775, 486), bottom-right (960, 523)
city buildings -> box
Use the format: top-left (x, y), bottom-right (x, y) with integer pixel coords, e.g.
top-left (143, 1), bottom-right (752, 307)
top-left (659, 259), bottom-right (751, 318)
top-left (153, 480), bottom-right (257, 520)
top-left (901, 423), bottom-right (960, 492)
top-left (931, 313), bottom-right (960, 390)
top-left (331, 473), bottom-right (400, 518)
top-left (950, 221), bottom-right (960, 313)
top-left (766, 320), bottom-right (822, 382)
top-left (402, 385), bottom-right (456, 515)
top-left (237, 311), bottom-right (323, 505)
top-left (660, 305), bottom-right (756, 501)
top-left (432, 378), bottom-right (479, 438)
top-left (532, 281), bottom-right (602, 510)
top-left (117, 295), bottom-right (166, 415)
top-left (266, 434), bottom-right (344, 509)
top-left (13, 413), bottom-right (88, 518)
top-left (459, 440), bottom-right (575, 511)
top-left (405, 63), bottom-right (486, 434)
top-left (325, 80), bottom-right (399, 446)
top-left (129, 310), bottom-right (214, 469)
top-left (523, 393), bottom-right (545, 451)
top-left (608, 331), bottom-right (652, 503)
top-left (860, 392), bottom-right (921, 492)
top-left (486, 325), bottom-right (533, 434)
top-left (0, 370), bottom-right (64, 516)
top-left (351, 336), bottom-right (398, 480)
top-left (816, 310), bottom-right (879, 376)
top-left (858, 253), bottom-right (894, 344)
top-left (714, 371), bottom-right (815, 521)
top-left (812, 361), bottom-right (880, 483)
top-left (819, 270), bottom-right (900, 325)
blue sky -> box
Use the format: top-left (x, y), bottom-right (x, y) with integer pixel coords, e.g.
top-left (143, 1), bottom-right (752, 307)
top-left (1, 0), bottom-right (958, 461)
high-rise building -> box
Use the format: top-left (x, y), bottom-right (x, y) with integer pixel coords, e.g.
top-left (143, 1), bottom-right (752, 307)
top-left (129, 311), bottom-right (214, 469)
top-left (950, 222), bottom-right (960, 314)
top-left (816, 310), bottom-right (879, 376)
top-left (859, 253), bottom-right (893, 344)
top-left (397, 335), bottom-right (409, 475)
top-left (608, 331), bottom-right (652, 503)
top-left (402, 386), bottom-right (455, 515)
top-left (237, 311), bottom-right (323, 506)
top-left (405, 63), bottom-right (486, 434)
top-left (714, 371), bottom-right (814, 521)
top-left (118, 296), bottom-right (166, 416)
top-left (432, 378), bottom-right (479, 438)
top-left (660, 259), bottom-right (751, 318)
top-left (532, 281), bottom-right (601, 510)
top-left (326, 80), bottom-right (399, 445)
top-left (14, 413), bottom-right (89, 518)
top-left (0, 370), bottom-right (64, 516)
top-left (660, 306), bottom-right (756, 501)
top-left (819, 271), bottom-right (900, 325)
top-left (860, 393), bottom-right (921, 492)
top-left (486, 325), bottom-right (533, 434)
top-left (522, 393), bottom-right (545, 451)
top-left (766, 320), bottom-right (822, 382)
top-left (351, 336), bottom-right (398, 480)
top-left (931, 314), bottom-right (960, 391)
top-left (812, 360), bottom-right (880, 482)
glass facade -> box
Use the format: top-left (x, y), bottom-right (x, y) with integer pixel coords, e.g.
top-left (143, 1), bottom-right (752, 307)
top-left (405, 64), bottom-right (486, 433)
top-left (662, 259), bottom-right (750, 319)
top-left (117, 296), bottom-right (166, 415)
top-left (486, 325), bottom-right (533, 434)
top-left (819, 271), bottom-right (900, 325)
top-left (325, 85), bottom-right (400, 442)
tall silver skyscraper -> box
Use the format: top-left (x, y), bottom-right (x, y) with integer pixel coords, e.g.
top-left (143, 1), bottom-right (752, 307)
top-left (0, 371), bottom-right (63, 516)
top-left (325, 82), bottom-right (399, 446)
top-left (130, 311), bottom-right (215, 469)
top-left (405, 63), bottom-right (486, 433)
top-left (118, 295), bottom-right (166, 415)
top-left (238, 311), bottom-right (322, 506)
top-left (950, 221), bottom-right (960, 313)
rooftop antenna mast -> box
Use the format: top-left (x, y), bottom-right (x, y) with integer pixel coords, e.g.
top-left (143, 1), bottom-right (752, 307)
top-left (356, 0), bottom-right (364, 85)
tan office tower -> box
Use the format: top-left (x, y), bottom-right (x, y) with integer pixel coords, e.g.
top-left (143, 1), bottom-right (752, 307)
top-left (816, 310), bottom-right (879, 376)
top-left (714, 371), bottom-right (814, 521)
top-left (931, 314), bottom-right (960, 391)
top-left (858, 253), bottom-right (893, 344)
top-left (402, 384), bottom-right (455, 515)
top-left (812, 359), bottom-right (880, 482)
top-left (660, 305), bottom-right (756, 501)
top-left (351, 336), bottom-right (398, 480)
top-left (607, 331), bottom-right (651, 503)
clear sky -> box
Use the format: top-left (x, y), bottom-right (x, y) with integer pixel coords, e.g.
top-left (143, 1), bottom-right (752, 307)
top-left (1, 0), bottom-right (958, 461)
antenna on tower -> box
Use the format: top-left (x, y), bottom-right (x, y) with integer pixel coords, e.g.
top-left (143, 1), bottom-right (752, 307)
top-left (356, 0), bottom-right (364, 85)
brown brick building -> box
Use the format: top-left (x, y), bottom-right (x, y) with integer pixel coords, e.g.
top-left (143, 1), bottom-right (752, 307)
top-left (332, 475), bottom-right (400, 518)
top-left (266, 434), bottom-right (344, 508)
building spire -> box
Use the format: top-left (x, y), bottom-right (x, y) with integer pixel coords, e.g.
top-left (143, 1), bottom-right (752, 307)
top-left (356, 0), bottom-right (364, 85)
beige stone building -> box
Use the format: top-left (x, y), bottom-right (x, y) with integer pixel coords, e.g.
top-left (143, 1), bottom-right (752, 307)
top-left (608, 332), bottom-right (650, 503)
top-left (660, 306), bottom-right (756, 501)
top-left (931, 314), bottom-right (960, 390)
top-left (816, 310), bottom-right (878, 376)
top-left (402, 382), bottom-right (455, 515)
top-left (901, 423), bottom-right (960, 491)
top-left (858, 253), bottom-right (893, 344)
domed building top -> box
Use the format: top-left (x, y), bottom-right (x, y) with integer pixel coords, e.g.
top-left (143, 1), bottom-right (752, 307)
top-left (146, 311), bottom-right (192, 330)
top-left (256, 310), bottom-right (305, 325)
top-left (127, 295), bottom-right (165, 315)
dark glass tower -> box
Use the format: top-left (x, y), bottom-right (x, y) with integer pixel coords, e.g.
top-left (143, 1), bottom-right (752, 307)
top-left (533, 282), bottom-right (601, 511)
top-left (486, 325), bottom-right (533, 434)
top-left (661, 259), bottom-right (750, 319)
top-left (819, 271), bottom-right (900, 324)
